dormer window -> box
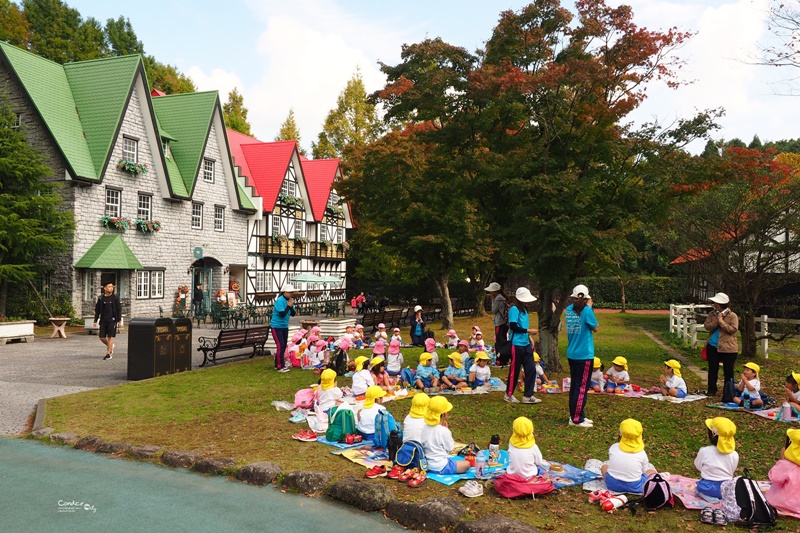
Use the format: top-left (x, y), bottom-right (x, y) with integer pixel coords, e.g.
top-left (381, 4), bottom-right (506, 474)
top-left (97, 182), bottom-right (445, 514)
top-left (123, 136), bottom-right (138, 162)
top-left (162, 140), bottom-right (171, 158)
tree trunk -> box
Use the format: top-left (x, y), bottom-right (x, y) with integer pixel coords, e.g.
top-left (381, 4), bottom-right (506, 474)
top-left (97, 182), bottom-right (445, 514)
top-left (432, 273), bottom-right (454, 330)
top-left (0, 280), bottom-right (7, 318)
top-left (537, 287), bottom-right (566, 373)
top-left (620, 279), bottom-right (627, 313)
top-left (739, 311), bottom-right (757, 359)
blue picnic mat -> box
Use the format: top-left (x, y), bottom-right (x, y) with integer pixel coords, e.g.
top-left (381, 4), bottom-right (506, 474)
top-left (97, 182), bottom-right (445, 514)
top-left (316, 436), bottom-right (374, 449)
top-left (427, 450), bottom-right (509, 486)
top-left (543, 460), bottom-right (600, 488)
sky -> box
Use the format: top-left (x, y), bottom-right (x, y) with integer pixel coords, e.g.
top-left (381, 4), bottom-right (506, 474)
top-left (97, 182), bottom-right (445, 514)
top-left (65, 0), bottom-right (798, 154)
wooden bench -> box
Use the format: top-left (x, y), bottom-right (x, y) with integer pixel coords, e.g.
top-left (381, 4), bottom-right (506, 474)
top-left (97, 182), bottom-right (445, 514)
top-left (197, 326), bottom-right (269, 367)
top-left (360, 311), bottom-right (382, 332)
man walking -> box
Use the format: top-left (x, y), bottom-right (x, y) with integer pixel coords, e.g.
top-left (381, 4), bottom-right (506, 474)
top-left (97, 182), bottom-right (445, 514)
top-left (192, 283), bottom-right (204, 317)
top-left (565, 284), bottom-right (598, 428)
top-left (94, 281), bottom-right (122, 360)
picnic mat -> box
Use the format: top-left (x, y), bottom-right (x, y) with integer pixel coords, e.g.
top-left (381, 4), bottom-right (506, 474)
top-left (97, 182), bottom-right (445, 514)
top-left (334, 445), bottom-right (392, 469)
top-left (582, 459), bottom-right (627, 495)
top-left (706, 404), bottom-right (800, 422)
top-left (667, 475), bottom-right (772, 510)
top-left (426, 450), bottom-right (510, 486)
top-left (544, 460), bottom-right (600, 489)
top-left (316, 435), bottom-right (375, 449)
top-left (643, 393), bottom-right (707, 403)
top-left (589, 388), bottom-right (646, 399)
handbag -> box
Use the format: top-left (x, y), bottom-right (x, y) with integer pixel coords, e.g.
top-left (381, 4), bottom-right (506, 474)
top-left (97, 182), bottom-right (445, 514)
top-left (701, 345), bottom-right (708, 361)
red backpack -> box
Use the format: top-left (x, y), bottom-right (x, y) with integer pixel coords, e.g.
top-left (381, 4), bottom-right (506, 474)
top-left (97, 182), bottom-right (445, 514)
top-left (493, 473), bottom-right (555, 499)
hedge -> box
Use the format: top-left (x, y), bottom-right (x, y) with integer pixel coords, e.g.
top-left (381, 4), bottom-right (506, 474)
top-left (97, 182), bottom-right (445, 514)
top-left (577, 276), bottom-right (687, 307)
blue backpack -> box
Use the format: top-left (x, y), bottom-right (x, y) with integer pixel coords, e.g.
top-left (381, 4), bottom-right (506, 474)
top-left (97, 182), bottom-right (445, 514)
top-left (395, 440), bottom-right (427, 472)
top-left (401, 367), bottom-right (416, 387)
top-left (373, 410), bottom-right (401, 450)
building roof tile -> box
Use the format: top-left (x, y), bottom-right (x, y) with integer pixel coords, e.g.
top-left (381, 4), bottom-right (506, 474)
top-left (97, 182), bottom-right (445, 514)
top-left (301, 158), bottom-right (341, 222)
top-left (74, 234), bottom-right (143, 269)
top-left (239, 140), bottom-right (299, 211)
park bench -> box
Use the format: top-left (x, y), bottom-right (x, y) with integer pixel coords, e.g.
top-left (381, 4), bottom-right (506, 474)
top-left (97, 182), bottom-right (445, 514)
top-left (360, 311), bottom-right (382, 332)
top-left (197, 326), bottom-right (269, 367)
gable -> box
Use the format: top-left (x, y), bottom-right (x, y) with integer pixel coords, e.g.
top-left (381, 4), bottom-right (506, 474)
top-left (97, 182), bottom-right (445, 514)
top-left (240, 140), bottom-right (303, 212)
top-left (301, 158), bottom-right (340, 222)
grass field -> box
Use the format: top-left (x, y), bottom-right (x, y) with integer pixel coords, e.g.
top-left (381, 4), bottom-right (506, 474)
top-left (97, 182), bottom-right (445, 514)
top-left (43, 312), bottom-right (800, 531)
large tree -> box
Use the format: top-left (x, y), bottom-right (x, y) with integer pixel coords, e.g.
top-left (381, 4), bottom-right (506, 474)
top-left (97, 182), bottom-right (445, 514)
top-left (143, 55), bottom-right (196, 95)
top-left (223, 88), bottom-right (252, 136)
top-left (105, 15), bottom-right (143, 56)
top-left (0, 99), bottom-right (74, 317)
top-left (23, 0), bottom-right (107, 63)
top-left (275, 108), bottom-right (305, 154)
top-left (0, 0), bottom-right (30, 47)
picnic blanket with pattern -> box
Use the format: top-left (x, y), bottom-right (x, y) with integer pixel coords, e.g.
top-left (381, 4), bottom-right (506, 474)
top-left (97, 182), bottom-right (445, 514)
top-left (643, 393), bottom-right (707, 403)
top-left (706, 403), bottom-right (800, 422)
top-left (667, 475), bottom-right (771, 510)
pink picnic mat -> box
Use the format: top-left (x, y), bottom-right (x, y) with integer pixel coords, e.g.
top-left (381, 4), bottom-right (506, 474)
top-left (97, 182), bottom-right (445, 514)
top-left (668, 475), bottom-right (771, 510)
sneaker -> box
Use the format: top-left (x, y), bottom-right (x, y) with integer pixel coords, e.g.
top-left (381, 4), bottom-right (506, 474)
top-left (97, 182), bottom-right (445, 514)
top-left (387, 465), bottom-right (405, 479)
top-left (504, 395), bottom-right (520, 404)
top-left (408, 470), bottom-right (427, 488)
top-left (522, 396), bottom-right (542, 404)
top-left (584, 418), bottom-right (594, 424)
top-left (103, 354), bottom-right (112, 360)
top-left (588, 489), bottom-right (614, 503)
top-left (398, 468), bottom-right (418, 482)
top-left (458, 480), bottom-right (484, 498)
top-left (278, 367), bottom-right (291, 373)
top-left (297, 430), bottom-right (317, 442)
top-left (700, 507), bottom-right (714, 524)
top-left (569, 419), bottom-right (593, 428)
top-left (424, 386), bottom-right (440, 394)
top-left (712, 509), bottom-right (727, 525)
top-left (365, 465), bottom-right (387, 479)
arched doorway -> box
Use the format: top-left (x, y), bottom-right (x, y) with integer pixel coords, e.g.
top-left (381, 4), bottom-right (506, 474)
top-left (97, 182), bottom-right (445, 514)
top-left (190, 257), bottom-right (223, 313)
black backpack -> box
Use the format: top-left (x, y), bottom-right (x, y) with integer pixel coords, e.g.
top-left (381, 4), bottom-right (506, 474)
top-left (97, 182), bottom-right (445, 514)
top-left (734, 469), bottom-right (777, 527)
top-left (622, 473), bottom-right (674, 515)
top-left (330, 348), bottom-right (348, 376)
top-left (387, 430), bottom-right (403, 464)
top-left (721, 378), bottom-right (737, 403)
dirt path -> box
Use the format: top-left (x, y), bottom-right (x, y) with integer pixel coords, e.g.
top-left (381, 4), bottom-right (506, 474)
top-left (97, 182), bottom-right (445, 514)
top-left (636, 326), bottom-right (708, 383)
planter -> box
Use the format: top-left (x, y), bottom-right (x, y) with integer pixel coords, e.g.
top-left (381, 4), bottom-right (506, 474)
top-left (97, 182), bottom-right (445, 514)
top-left (0, 320), bottom-right (35, 345)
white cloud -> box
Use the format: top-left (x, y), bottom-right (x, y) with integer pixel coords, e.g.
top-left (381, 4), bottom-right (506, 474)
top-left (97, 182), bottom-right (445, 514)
top-left (186, 66), bottom-right (244, 102)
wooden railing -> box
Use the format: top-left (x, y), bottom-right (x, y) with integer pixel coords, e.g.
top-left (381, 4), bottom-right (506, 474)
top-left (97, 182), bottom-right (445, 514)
top-left (259, 238), bottom-right (306, 256)
top-left (309, 242), bottom-right (346, 259)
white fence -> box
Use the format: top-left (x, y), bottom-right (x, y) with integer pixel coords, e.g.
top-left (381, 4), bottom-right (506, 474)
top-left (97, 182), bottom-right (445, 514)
top-left (669, 304), bottom-right (800, 359)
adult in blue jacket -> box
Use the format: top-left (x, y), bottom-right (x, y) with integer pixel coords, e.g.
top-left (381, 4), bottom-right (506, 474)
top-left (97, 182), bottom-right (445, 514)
top-left (409, 305), bottom-right (426, 346)
top-left (505, 287), bottom-right (542, 405)
top-left (565, 284), bottom-right (599, 428)
top-left (271, 284), bottom-right (297, 372)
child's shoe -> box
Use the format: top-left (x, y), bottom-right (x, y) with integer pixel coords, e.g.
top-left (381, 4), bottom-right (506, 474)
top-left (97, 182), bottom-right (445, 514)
top-left (588, 489), bottom-right (613, 503)
top-left (408, 470), bottom-right (427, 488)
top-left (365, 465), bottom-right (387, 478)
top-left (615, 388), bottom-right (625, 395)
top-left (387, 465), bottom-right (405, 479)
top-left (398, 468), bottom-right (418, 482)
top-left (700, 507), bottom-right (714, 524)
top-left (712, 509), bottom-right (727, 525)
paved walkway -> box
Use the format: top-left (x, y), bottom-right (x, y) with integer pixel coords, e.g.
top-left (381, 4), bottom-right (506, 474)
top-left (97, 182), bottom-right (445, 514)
top-left (636, 327), bottom-right (708, 382)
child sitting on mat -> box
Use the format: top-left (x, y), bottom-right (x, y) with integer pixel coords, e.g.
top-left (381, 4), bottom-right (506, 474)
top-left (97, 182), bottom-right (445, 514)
top-left (415, 352), bottom-right (440, 392)
top-left (694, 417), bottom-right (738, 503)
top-left (605, 356), bottom-right (630, 394)
top-left (351, 356), bottom-right (374, 396)
top-left (391, 327), bottom-right (403, 344)
top-left (370, 356), bottom-right (393, 391)
top-left (590, 357), bottom-right (605, 393)
top-left (386, 339), bottom-right (403, 379)
top-left (374, 323), bottom-right (388, 343)
top-left (786, 372), bottom-right (800, 411)
top-left (313, 369), bottom-right (344, 432)
top-left (424, 338), bottom-right (439, 367)
top-left (660, 359), bottom-right (688, 398)
top-left (469, 352), bottom-right (492, 387)
top-left (600, 418), bottom-right (658, 493)
top-left (533, 352), bottom-right (549, 389)
top-left (402, 393), bottom-right (430, 443)
top-left (441, 352), bottom-right (469, 390)
top-left (445, 329), bottom-right (460, 349)
top-left (507, 416), bottom-right (545, 478)
top-left (766, 428), bottom-right (800, 517)
top-left (356, 386), bottom-right (386, 441)
top-left (733, 362), bottom-right (763, 408)
top-left (421, 396), bottom-right (471, 477)
top-left (456, 340), bottom-right (471, 366)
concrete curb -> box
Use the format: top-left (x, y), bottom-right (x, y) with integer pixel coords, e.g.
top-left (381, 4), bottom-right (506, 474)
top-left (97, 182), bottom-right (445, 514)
top-left (32, 398), bottom-right (46, 432)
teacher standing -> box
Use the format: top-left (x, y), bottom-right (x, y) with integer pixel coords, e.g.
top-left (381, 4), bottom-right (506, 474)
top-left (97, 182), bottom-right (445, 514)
top-left (703, 292), bottom-right (738, 397)
top-left (410, 305), bottom-right (426, 346)
top-left (485, 282), bottom-right (509, 357)
top-left (565, 284), bottom-right (598, 428)
top-left (505, 287), bottom-right (541, 405)
top-left (271, 284), bottom-right (297, 373)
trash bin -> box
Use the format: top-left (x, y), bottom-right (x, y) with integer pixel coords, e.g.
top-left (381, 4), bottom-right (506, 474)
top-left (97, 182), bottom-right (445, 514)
top-left (172, 317), bottom-right (193, 373)
top-left (127, 317), bottom-right (174, 381)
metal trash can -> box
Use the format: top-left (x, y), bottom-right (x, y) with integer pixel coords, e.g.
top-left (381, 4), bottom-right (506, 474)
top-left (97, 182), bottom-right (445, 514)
top-left (172, 317), bottom-right (193, 373)
top-left (127, 317), bottom-right (174, 381)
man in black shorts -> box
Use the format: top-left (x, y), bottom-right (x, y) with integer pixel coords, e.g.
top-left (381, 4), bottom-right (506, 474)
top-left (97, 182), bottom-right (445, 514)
top-left (94, 282), bottom-right (122, 360)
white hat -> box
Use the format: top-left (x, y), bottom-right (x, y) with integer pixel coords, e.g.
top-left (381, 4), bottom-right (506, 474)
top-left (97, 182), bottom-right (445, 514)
top-left (484, 282), bottom-right (501, 292)
top-left (282, 283), bottom-right (296, 293)
top-left (515, 287), bottom-right (537, 303)
top-left (709, 292), bottom-right (730, 305)
top-left (414, 305), bottom-right (422, 312)
top-left (571, 284), bottom-right (590, 299)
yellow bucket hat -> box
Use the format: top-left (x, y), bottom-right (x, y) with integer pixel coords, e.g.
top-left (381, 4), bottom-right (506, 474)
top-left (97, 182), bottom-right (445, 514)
top-left (447, 352), bottom-right (463, 369)
top-left (409, 392), bottom-right (431, 419)
top-left (706, 417), bottom-right (737, 454)
top-left (363, 385), bottom-right (386, 408)
top-left (534, 352), bottom-right (540, 363)
top-left (474, 351), bottom-right (490, 362)
top-left (612, 356), bottom-right (628, 371)
top-left (619, 418), bottom-right (644, 453)
top-left (785, 429), bottom-right (800, 467)
top-left (743, 362), bottom-right (760, 376)
top-left (370, 356), bottom-right (385, 368)
top-left (320, 368), bottom-right (337, 390)
top-left (419, 352), bottom-right (433, 364)
top-left (664, 359), bottom-right (682, 377)
top-left (593, 357), bottom-right (602, 369)
top-left (354, 356), bottom-right (369, 372)
top-left (424, 396), bottom-right (453, 426)
top-left (509, 416), bottom-right (535, 449)
top-left (793, 371), bottom-right (800, 387)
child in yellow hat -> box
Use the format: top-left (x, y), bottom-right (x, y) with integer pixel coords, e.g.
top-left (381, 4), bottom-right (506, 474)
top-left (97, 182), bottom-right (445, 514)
top-left (590, 357), bottom-right (605, 393)
top-left (507, 417), bottom-right (545, 479)
top-left (733, 362), bottom-right (763, 408)
top-left (415, 352), bottom-right (440, 392)
top-left (402, 393), bottom-right (430, 443)
top-left (369, 356), bottom-right (392, 392)
top-left (442, 353), bottom-right (468, 390)
top-left (356, 386), bottom-right (387, 440)
top-left (469, 352), bottom-right (492, 388)
top-left (311, 368), bottom-right (344, 433)
top-left (600, 419), bottom-right (658, 493)
top-left (660, 359), bottom-right (688, 398)
top-left (766, 428), bottom-right (800, 517)
top-left (533, 352), bottom-right (549, 390)
top-left (694, 417), bottom-right (739, 502)
top-left (786, 372), bottom-right (800, 411)
top-left (420, 396), bottom-right (470, 476)
top-left (351, 356), bottom-right (375, 396)
top-left (605, 356), bottom-right (630, 394)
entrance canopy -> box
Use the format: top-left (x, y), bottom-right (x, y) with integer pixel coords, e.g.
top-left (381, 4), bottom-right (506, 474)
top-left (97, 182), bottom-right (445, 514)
top-left (191, 257), bottom-right (223, 268)
top-left (75, 234), bottom-right (142, 269)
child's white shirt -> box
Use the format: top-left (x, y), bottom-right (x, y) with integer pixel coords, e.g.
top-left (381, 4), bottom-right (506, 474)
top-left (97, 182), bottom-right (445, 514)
top-left (386, 352), bottom-right (403, 373)
top-left (343, 333), bottom-right (354, 342)
top-left (606, 443), bottom-right (650, 482)
top-left (507, 443), bottom-right (544, 479)
top-left (420, 424), bottom-right (455, 473)
top-left (739, 377), bottom-right (761, 394)
top-left (591, 369), bottom-right (605, 387)
top-left (793, 389), bottom-right (800, 402)
top-left (459, 352), bottom-right (470, 365)
top-left (375, 331), bottom-right (388, 342)
top-left (472, 339), bottom-right (485, 350)
top-left (665, 375), bottom-right (688, 393)
top-left (352, 369), bottom-right (374, 396)
top-left (316, 387), bottom-right (343, 412)
top-left (469, 364), bottom-right (491, 382)
top-left (606, 367), bottom-right (630, 384)
top-left (429, 350), bottom-right (439, 367)
top-left (534, 364), bottom-right (545, 378)
top-left (402, 416), bottom-right (426, 443)
top-left (307, 347), bottom-right (324, 366)
top-left (356, 404), bottom-right (385, 434)
top-left (694, 445), bottom-right (739, 481)
top-left (390, 334), bottom-right (402, 343)
top-left (446, 337), bottom-right (460, 348)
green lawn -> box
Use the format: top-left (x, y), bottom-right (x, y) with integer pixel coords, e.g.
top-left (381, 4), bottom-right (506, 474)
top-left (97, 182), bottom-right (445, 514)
top-left (42, 312), bottom-right (800, 531)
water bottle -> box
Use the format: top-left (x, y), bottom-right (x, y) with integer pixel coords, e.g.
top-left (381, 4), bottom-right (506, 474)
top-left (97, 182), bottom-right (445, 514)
top-left (601, 494), bottom-right (628, 512)
top-left (743, 389), bottom-right (750, 410)
top-left (475, 453), bottom-right (486, 478)
top-left (783, 402), bottom-right (792, 420)
top-left (488, 435), bottom-right (500, 464)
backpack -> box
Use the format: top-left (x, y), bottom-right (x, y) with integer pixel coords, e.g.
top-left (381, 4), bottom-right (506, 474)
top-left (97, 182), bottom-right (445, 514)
top-left (722, 378), bottom-right (737, 403)
top-left (373, 410), bottom-right (401, 450)
top-left (387, 430), bottom-right (404, 463)
top-left (721, 469), bottom-right (778, 527)
top-left (395, 440), bottom-right (428, 472)
top-left (401, 367), bottom-right (416, 387)
top-left (325, 405), bottom-right (357, 443)
top-left (294, 388), bottom-right (315, 409)
top-left (493, 473), bottom-right (556, 499)
top-left (330, 348), bottom-right (348, 376)
top-left (621, 473), bottom-right (673, 514)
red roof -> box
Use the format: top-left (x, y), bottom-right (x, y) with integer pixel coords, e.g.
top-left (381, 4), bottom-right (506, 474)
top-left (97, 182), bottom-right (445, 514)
top-left (151, 88), bottom-right (166, 97)
top-left (240, 140), bottom-right (299, 211)
top-left (670, 247), bottom-right (710, 265)
top-left (301, 158), bottom-right (340, 222)
top-left (227, 128), bottom-right (259, 185)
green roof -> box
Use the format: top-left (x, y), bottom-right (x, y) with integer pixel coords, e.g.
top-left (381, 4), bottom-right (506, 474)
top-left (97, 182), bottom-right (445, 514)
top-left (152, 92), bottom-right (218, 195)
top-left (64, 55), bottom-right (140, 177)
top-left (75, 234), bottom-right (143, 269)
top-left (237, 181), bottom-right (255, 210)
top-left (164, 155), bottom-right (189, 197)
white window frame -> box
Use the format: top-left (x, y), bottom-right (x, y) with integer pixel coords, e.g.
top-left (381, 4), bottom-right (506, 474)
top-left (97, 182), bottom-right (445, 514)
top-left (214, 206), bottom-right (224, 232)
top-left (136, 271), bottom-right (150, 299)
top-left (83, 271), bottom-right (94, 301)
top-left (191, 203), bottom-right (203, 230)
top-left (150, 271), bottom-right (164, 298)
top-left (271, 215), bottom-right (280, 236)
top-left (203, 159), bottom-right (215, 183)
top-left (162, 140), bottom-right (170, 158)
top-left (137, 193), bottom-right (152, 221)
top-left (336, 227), bottom-right (344, 244)
top-left (12, 113), bottom-right (21, 129)
top-left (105, 189), bottom-right (121, 218)
top-left (123, 137), bottom-right (138, 162)
top-left (294, 219), bottom-right (303, 239)
top-left (256, 271), bottom-right (268, 292)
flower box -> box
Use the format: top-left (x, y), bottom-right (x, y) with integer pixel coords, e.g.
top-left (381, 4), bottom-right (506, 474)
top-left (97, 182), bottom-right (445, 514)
top-left (0, 320), bottom-right (36, 343)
